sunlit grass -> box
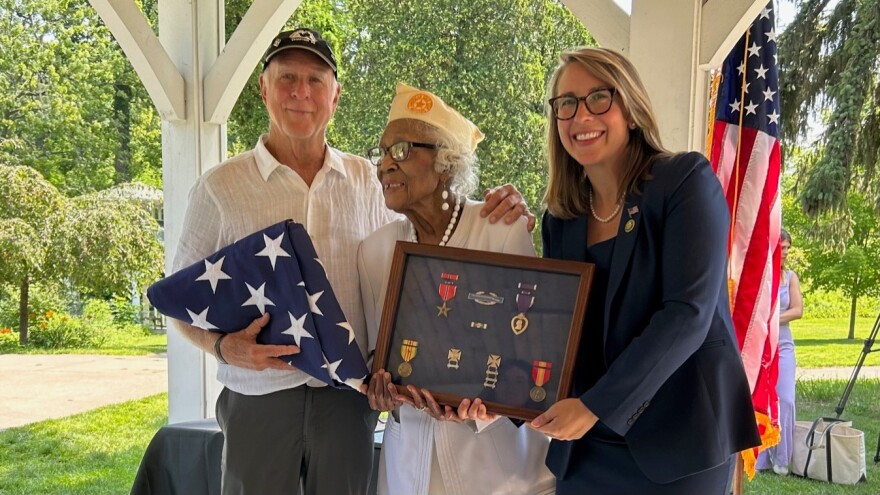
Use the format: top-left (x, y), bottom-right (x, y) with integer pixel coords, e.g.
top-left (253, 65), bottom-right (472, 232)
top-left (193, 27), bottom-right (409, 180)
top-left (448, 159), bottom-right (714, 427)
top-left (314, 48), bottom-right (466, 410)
top-left (744, 379), bottom-right (880, 494)
top-left (794, 318), bottom-right (879, 368)
top-left (0, 393), bottom-right (168, 495)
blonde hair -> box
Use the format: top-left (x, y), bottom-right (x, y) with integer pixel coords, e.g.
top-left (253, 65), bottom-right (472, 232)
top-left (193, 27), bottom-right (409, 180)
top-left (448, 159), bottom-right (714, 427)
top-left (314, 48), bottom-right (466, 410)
top-left (542, 47), bottom-right (671, 219)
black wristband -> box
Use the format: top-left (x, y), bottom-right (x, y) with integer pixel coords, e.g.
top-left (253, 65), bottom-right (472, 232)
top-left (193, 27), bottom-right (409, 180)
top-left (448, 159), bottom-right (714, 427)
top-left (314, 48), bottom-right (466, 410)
top-left (214, 333), bottom-right (229, 365)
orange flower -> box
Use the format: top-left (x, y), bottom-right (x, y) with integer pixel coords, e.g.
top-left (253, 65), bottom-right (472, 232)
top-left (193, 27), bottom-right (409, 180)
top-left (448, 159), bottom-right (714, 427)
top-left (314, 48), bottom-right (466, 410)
top-left (0, 327), bottom-right (11, 335)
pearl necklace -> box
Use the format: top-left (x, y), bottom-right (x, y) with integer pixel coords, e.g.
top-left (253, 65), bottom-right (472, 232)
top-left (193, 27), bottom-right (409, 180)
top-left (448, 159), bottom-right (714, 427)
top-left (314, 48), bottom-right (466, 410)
top-left (589, 186), bottom-right (623, 223)
top-left (410, 195), bottom-right (461, 246)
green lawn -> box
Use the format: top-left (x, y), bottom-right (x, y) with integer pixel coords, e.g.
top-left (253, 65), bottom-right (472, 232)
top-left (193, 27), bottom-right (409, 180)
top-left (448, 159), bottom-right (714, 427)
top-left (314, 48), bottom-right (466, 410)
top-left (794, 317), bottom-right (879, 368)
top-left (9, 333), bottom-right (166, 356)
top-left (0, 394), bottom-right (168, 495)
top-left (744, 379), bottom-right (880, 494)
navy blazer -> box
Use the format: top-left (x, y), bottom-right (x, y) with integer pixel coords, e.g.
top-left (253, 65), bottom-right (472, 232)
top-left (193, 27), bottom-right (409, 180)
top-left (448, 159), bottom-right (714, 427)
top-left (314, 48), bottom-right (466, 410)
top-left (542, 152), bottom-right (760, 484)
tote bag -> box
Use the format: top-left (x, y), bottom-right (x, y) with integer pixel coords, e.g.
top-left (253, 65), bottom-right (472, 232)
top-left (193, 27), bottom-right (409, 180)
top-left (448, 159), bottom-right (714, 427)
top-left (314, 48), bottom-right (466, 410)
top-left (791, 417), bottom-right (867, 484)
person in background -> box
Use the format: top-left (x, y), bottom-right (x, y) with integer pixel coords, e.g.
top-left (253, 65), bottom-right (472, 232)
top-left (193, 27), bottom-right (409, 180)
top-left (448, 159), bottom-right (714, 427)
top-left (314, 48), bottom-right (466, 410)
top-left (757, 228), bottom-right (803, 476)
top-left (171, 28), bottom-right (533, 495)
top-left (359, 82), bottom-right (555, 495)
top-left (532, 46), bottom-right (760, 494)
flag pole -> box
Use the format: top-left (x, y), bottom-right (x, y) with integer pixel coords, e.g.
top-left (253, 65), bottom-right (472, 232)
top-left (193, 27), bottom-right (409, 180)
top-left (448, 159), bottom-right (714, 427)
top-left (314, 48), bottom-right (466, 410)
top-left (730, 27), bottom-right (751, 495)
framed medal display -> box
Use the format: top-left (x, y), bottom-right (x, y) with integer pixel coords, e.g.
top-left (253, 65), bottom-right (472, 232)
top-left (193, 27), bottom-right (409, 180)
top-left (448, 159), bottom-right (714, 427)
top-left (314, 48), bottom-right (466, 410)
top-left (372, 242), bottom-right (594, 421)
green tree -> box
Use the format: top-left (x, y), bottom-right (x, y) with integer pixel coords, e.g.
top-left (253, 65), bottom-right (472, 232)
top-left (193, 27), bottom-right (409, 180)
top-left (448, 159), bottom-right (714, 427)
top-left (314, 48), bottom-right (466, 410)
top-left (0, 0), bottom-right (161, 193)
top-left (779, 0), bottom-right (880, 217)
top-left (802, 193), bottom-right (880, 338)
top-left (0, 165), bottom-right (163, 342)
top-left (0, 165), bottom-right (63, 342)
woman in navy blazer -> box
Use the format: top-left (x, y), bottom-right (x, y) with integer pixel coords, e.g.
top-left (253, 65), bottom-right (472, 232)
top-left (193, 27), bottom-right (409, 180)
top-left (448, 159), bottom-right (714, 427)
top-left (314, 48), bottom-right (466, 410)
top-left (529, 47), bottom-right (760, 494)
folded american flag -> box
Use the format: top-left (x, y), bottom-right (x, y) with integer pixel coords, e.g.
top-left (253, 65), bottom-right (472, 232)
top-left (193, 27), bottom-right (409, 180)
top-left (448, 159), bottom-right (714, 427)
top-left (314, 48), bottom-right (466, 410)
top-left (147, 220), bottom-right (368, 389)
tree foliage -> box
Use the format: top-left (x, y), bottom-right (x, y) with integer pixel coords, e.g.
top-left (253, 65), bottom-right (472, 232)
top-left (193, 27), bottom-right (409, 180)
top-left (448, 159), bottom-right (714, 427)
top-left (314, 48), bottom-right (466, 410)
top-left (779, 0), bottom-right (880, 217)
top-left (0, 0), bottom-right (161, 193)
top-left (0, 165), bottom-right (162, 340)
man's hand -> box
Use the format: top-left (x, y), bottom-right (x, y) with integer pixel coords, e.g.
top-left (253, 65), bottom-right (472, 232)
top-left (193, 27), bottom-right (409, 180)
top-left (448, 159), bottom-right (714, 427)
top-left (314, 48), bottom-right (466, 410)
top-left (529, 398), bottom-right (598, 441)
top-left (482, 184), bottom-right (536, 232)
top-left (219, 313), bottom-right (301, 371)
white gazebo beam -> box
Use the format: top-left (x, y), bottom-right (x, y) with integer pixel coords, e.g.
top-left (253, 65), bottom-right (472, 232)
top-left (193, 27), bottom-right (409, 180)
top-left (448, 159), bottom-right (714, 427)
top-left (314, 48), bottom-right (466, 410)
top-left (562, 0), bottom-right (630, 53)
top-left (89, 0), bottom-right (185, 121)
top-left (203, 0), bottom-right (302, 124)
top-left (700, 0), bottom-right (767, 67)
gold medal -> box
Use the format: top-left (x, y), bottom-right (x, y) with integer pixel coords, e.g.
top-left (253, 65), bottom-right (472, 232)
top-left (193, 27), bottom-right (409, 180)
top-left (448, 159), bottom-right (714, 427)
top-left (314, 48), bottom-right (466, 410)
top-left (529, 386), bottom-right (547, 402)
top-left (530, 360), bottom-right (552, 402)
top-left (398, 361), bottom-right (413, 377)
top-left (398, 339), bottom-right (418, 378)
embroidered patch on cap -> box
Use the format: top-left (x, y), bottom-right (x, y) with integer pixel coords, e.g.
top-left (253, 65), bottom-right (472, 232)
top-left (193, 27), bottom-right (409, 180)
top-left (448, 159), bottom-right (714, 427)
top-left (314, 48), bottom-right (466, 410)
top-left (407, 93), bottom-right (434, 113)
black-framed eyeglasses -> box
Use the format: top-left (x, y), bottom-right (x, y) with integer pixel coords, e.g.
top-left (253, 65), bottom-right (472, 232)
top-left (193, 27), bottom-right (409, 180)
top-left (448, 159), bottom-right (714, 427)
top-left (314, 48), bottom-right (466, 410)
top-left (366, 141), bottom-right (437, 166)
top-left (548, 87), bottom-right (616, 120)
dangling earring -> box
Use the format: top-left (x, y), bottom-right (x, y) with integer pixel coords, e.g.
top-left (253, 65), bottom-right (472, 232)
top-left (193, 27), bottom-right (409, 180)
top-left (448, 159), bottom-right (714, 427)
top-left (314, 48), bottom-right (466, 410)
top-left (441, 189), bottom-right (450, 211)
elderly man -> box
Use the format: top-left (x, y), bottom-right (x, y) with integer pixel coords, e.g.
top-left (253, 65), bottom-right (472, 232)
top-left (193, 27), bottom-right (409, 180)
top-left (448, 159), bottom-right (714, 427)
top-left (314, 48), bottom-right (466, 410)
top-left (171, 28), bottom-right (532, 495)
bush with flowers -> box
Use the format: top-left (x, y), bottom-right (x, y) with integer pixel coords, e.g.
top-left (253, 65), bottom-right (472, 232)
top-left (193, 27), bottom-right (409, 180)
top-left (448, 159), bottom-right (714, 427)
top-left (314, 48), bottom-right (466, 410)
top-left (29, 309), bottom-right (109, 349)
top-left (0, 326), bottom-right (18, 353)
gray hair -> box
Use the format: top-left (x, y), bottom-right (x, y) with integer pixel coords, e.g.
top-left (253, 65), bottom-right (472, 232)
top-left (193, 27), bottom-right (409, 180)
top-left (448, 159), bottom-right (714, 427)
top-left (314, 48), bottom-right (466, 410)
top-left (411, 120), bottom-right (478, 197)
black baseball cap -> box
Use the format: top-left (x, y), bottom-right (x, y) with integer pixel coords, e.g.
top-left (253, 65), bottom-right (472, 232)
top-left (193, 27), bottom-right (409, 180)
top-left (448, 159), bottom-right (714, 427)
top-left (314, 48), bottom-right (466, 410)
top-left (262, 28), bottom-right (337, 77)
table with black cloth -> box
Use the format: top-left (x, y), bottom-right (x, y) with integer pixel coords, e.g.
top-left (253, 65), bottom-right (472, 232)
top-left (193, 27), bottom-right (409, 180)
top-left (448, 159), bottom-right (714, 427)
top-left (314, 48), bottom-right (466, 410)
top-left (130, 419), bottom-right (223, 495)
top-left (130, 418), bottom-right (382, 495)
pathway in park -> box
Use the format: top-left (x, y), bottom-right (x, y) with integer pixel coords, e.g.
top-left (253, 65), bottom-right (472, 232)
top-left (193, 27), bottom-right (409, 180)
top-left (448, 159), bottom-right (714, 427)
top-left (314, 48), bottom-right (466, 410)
top-left (0, 353), bottom-right (878, 430)
top-left (0, 353), bottom-right (167, 430)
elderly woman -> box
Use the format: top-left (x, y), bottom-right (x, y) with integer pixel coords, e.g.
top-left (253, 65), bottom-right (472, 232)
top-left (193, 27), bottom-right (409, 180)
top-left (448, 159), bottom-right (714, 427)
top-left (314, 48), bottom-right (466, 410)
top-left (357, 83), bottom-right (555, 495)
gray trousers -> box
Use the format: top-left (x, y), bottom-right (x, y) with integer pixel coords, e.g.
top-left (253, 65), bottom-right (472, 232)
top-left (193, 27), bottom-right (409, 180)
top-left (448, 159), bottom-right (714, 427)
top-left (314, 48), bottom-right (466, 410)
top-left (216, 385), bottom-right (379, 495)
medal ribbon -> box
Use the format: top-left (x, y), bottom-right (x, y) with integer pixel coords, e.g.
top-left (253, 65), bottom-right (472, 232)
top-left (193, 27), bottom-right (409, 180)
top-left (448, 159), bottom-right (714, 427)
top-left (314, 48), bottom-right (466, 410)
top-left (532, 360), bottom-right (552, 387)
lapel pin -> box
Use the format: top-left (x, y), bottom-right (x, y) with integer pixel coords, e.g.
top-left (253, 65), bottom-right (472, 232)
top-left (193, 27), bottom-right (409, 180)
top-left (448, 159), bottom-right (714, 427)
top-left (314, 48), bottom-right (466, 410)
top-left (628, 206), bottom-right (639, 216)
top-left (624, 219), bottom-right (636, 233)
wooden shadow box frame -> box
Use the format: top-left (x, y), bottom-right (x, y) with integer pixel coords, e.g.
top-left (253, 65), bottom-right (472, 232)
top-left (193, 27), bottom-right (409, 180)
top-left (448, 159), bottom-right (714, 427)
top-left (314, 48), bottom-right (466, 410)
top-left (372, 242), bottom-right (594, 421)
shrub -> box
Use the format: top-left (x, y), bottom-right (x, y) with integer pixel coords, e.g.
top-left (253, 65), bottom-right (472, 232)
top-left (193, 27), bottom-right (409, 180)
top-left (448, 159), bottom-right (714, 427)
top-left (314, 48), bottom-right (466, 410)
top-left (0, 326), bottom-right (19, 352)
top-left (802, 288), bottom-right (880, 319)
top-left (29, 310), bottom-right (108, 349)
top-left (0, 282), bottom-right (69, 329)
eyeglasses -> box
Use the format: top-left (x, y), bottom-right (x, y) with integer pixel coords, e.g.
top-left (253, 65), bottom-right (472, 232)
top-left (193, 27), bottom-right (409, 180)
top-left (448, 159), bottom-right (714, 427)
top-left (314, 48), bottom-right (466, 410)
top-left (548, 87), bottom-right (616, 120)
top-left (366, 141), bottom-right (437, 166)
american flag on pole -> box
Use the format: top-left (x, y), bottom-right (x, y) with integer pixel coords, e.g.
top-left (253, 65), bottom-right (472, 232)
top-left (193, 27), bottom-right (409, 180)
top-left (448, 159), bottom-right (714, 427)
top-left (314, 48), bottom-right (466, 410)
top-left (147, 220), bottom-right (369, 390)
top-left (706, 1), bottom-right (782, 478)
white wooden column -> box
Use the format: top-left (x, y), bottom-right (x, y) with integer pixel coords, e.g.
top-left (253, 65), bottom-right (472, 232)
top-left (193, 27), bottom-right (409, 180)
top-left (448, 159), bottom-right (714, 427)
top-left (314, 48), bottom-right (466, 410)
top-left (159, 0), bottom-right (227, 423)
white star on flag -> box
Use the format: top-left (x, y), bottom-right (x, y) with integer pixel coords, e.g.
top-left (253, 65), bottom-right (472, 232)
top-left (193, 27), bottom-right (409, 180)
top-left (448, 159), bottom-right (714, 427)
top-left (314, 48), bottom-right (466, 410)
top-left (187, 307), bottom-right (218, 330)
top-left (307, 290), bottom-right (324, 316)
top-left (765, 29), bottom-right (777, 43)
top-left (146, 220), bottom-right (370, 391)
top-left (767, 111), bottom-right (780, 125)
top-left (754, 64), bottom-right (768, 79)
top-left (747, 42), bottom-right (761, 58)
top-left (744, 100), bottom-right (759, 115)
top-left (195, 257), bottom-right (232, 293)
top-left (282, 311), bottom-right (312, 346)
top-left (255, 233), bottom-right (291, 269)
top-left (762, 88), bottom-right (776, 102)
top-left (337, 321), bottom-right (355, 344)
top-left (323, 357), bottom-right (343, 382)
top-left (242, 282), bottom-right (276, 314)
top-left (729, 98), bottom-right (741, 113)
